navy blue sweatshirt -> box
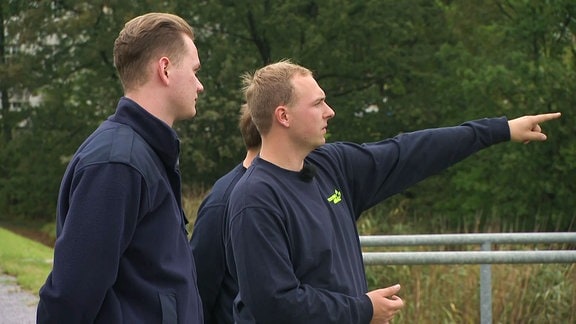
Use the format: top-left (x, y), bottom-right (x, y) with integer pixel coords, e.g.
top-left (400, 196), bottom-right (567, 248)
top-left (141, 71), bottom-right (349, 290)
top-left (191, 163), bottom-right (246, 323)
top-left (227, 118), bottom-right (510, 323)
top-left (37, 97), bottom-right (203, 323)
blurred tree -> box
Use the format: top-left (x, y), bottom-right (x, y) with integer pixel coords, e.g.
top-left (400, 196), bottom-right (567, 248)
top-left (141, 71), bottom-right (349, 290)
top-left (392, 0), bottom-right (576, 231)
top-left (0, 1), bottom-right (179, 218)
top-left (0, 0), bottom-right (574, 230)
top-left (183, 0), bottom-right (454, 183)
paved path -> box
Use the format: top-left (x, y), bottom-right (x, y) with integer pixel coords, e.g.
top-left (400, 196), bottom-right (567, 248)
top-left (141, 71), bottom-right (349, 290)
top-left (0, 272), bottom-right (37, 324)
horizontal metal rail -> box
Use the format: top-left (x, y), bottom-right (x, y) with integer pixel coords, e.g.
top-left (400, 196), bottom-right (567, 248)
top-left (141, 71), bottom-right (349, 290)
top-left (360, 232), bottom-right (576, 247)
top-left (362, 250), bottom-right (576, 265)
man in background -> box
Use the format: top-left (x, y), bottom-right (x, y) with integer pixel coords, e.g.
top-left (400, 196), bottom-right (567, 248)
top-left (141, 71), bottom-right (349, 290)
top-left (191, 104), bottom-right (261, 324)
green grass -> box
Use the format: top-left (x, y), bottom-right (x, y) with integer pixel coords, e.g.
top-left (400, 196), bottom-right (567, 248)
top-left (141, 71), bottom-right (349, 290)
top-left (0, 227), bottom-right (53, 294)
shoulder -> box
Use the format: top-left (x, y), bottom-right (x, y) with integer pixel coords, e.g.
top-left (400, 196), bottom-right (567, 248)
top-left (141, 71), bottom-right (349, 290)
top-left (305, 142), bottom-right (365, 170)
top-left (309, 142), bottom-right (367, 159)
top-left (212, 164), bottom-right (246, 192)
top-left (74, 121), bottom-right (161, 179)
top-left (228, 163), bottom-right (281, 210)
top-left (200, 164), bottom-right (246, 206)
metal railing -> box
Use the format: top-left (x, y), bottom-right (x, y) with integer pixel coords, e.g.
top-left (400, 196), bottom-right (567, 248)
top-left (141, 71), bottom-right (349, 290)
top-left (360, 232), bottom-right (576, 324)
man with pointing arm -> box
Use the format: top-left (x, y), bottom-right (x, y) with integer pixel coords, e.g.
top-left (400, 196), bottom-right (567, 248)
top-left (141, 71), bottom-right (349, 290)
top-left (225, 60), bottom-right (560, 324)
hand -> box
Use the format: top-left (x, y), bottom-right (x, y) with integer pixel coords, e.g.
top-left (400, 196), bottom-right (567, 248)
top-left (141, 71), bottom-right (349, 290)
top-left (508, 112), bottom-right (561, 144)
top-left (367, 284), bottom-right (404, 324)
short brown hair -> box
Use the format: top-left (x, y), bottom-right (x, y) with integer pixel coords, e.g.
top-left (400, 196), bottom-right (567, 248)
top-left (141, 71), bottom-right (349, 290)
top-left (113, 12), bottom-right (195, 91)
top-left (238, 104), bottom-right (261, 150)
top-left (241, 60), bottom-right (312, 135)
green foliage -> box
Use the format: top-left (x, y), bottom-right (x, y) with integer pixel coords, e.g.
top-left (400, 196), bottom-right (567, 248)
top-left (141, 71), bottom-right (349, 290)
top-left (494, 263), bottom-right (576, 323)
top-left (0, 1), bottom-right (574, 230)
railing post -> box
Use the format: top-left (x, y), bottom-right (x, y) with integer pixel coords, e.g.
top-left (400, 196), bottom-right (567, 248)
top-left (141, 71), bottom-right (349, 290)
top-left (480, 241), bottom-right (492, 324)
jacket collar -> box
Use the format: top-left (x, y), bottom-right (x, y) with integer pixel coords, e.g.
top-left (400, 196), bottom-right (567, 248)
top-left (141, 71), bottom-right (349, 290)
top-left (108, 97), bottom-right (180, 169)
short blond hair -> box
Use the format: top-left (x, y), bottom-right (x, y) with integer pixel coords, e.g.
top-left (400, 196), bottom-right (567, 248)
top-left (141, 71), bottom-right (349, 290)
top-left (113, 13), bottom-right (194, 92)
top-left (242, 60), bottom-right (312, 135)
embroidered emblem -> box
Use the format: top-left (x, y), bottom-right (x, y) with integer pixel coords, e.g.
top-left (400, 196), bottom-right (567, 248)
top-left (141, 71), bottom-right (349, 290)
top-left (327, 189), bottom-right (342, 204)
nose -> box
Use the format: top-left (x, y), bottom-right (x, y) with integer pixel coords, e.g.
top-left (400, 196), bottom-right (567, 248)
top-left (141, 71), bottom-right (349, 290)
top-left (325, 104), bottom-right (335, 119)
top-left (197, 79), bottom-right (205, 93)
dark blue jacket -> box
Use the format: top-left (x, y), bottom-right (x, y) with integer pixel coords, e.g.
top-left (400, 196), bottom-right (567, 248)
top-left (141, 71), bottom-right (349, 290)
top-left (191, 163), bottom-right (246, 324)
top-left (37, 97), bottom-right (203, 323)
top-left (227, 118), bottom-right (510, 323)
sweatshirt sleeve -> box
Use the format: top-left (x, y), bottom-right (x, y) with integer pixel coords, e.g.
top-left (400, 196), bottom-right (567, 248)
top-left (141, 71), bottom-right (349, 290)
top-left (37, 163), bottom-right (143, 323)
top-left (331, 117), bottom-right (510, 213)
top-left (229, 206), bottom-right (373, 324)
top-left (190, 201), bottom-right (227, 323)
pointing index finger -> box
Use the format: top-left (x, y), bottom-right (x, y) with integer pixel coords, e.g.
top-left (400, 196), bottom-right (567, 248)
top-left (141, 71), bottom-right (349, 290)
top-left (534, 112), bottom-right (561, 123)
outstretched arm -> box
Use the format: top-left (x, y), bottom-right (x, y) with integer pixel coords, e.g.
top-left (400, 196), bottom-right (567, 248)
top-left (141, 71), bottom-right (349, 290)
top-left (508, 112), bottom-right (561, 143)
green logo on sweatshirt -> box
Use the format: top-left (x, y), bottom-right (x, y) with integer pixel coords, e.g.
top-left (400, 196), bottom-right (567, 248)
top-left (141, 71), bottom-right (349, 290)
top-left (327, 189), bottom-right (342, 204)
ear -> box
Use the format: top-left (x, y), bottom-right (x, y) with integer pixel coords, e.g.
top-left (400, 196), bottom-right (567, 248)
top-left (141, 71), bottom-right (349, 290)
top-left (157, 57), bottom-right (170, 84)
top-left (274, 105), bottom-right (290, 128)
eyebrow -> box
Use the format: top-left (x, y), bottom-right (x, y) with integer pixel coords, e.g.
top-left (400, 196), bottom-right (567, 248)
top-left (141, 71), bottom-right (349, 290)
top-left (313, 94), bottom-right (326, 105)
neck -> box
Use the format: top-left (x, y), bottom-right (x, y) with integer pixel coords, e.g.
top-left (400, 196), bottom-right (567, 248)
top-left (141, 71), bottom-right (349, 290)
top-left (242, 148), bottom-right (260, 168)
top-left (124, 91), bottom-right (173, 127)
top-left (258, 142), bottom-right (308, 172)
top-left (258, 126), bottom-right (319, 171)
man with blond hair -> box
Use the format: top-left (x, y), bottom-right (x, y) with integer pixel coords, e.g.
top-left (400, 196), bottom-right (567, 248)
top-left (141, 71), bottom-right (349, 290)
top-left (226, 60), bottom-right (560, 323)
top-left (38, 13), bottom-right (204, 323)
